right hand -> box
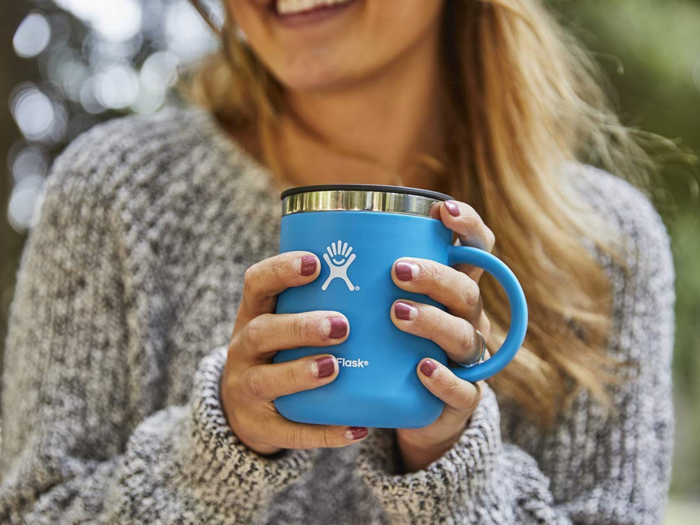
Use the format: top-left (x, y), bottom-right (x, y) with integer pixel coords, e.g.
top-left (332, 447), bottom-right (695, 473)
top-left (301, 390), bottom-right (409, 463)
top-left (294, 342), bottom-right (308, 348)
top-left (221, 251), bottom-right (368, 455)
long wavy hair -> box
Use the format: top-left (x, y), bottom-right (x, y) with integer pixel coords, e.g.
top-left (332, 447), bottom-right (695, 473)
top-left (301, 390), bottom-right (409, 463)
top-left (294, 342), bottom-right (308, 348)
top-left (186, 0), bottom-right (659, 424)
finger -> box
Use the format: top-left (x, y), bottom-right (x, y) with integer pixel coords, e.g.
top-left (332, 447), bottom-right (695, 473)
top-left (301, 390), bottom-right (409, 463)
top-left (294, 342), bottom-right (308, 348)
top-left (239, 354), bottom-right (340, 401)
top-left (429, 201), bottom-right (441, 219)
top-left (391, 300), bottom-right (484, 365)
top-left (436, 200), bottom-right (495, 282)
top-left (392, 257), bottom-right (485, 328)
top-left (237, 251), bottom-right (321, 325)
top-left (416, 358), bottom-right (482, 425)
top-left (236, 311), bottom-right (350, 361)
top-left (272, 421), bottom-right (369, 450)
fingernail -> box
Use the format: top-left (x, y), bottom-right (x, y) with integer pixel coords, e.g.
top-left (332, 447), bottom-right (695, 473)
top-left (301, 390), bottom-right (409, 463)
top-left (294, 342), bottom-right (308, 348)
top-left (420, 359), bottom-right (438, 378)
top-left (346, 427), bottom-right (368, 440)
top-left (394, 301), bottom-right (417, 321)
top-left (313, 356), bottom-right (336, 378)
top-left (444, 200), bottom-right (461, 217)
top-left (395, 261), bottom-right (419, 282)
top-left (294, 255), bottom-right (317, 276)
top-left (321, 317), bottom-right (348, 338)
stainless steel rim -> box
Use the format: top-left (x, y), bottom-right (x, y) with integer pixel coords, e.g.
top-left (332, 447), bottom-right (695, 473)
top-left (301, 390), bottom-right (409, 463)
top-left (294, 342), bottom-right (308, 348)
top-left (282, 189), bottom-right (446, 218)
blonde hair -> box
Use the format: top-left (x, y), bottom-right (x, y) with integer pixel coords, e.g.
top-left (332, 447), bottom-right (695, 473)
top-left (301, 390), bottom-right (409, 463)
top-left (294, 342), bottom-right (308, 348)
top-left (186, 0), bottom-right (659, 424)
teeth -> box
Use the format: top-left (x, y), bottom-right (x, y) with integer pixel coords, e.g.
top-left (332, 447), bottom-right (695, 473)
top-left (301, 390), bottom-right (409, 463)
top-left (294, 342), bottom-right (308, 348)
top-left (276, 0), bottom-right (352, 16)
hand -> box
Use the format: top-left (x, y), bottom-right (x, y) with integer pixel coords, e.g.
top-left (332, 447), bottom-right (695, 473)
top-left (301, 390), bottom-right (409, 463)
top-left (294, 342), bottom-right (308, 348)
top-left (221, 251), bottom-right (368, 456)
top-left (392, 199), bottom-right (496, 472)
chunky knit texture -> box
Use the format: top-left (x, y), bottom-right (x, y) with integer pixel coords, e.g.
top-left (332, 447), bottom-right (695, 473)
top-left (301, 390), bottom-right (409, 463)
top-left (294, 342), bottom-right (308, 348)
top-left (0, 107), bottom-right (674, 524)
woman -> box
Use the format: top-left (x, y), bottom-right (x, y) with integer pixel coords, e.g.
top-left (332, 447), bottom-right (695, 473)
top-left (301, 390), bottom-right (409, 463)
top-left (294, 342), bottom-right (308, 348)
top-left (0, 0), bottom-right (675, 523)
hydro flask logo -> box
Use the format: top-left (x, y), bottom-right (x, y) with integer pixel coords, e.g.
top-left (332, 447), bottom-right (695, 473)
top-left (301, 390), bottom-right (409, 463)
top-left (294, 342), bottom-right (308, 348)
top-left (322, 240), bottom-right (359, 292)
top-left (337, 358), bottom-right (369, 368)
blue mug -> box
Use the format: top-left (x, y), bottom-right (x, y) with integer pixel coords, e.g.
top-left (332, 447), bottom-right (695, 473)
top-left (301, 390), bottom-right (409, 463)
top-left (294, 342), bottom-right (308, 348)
top-left (273, 185), bottom-right (527, 428)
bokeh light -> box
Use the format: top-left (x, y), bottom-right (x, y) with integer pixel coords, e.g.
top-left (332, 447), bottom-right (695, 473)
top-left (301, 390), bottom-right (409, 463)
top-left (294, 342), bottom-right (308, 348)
top-left (166, 1), bottom-right (217, 62)
top-left (6, 0), bottom-right (219, 232)
top-left (13, 12), bottom-right (52, 58)
top-left (141, 51), bottom-right (180, 92)
top-left (11, 85), bottom-right (55, 141)
top-left (54, 0), bottom-right (143, 42)
top-left (8, 176), bottom-right (44, 232)
top-left (11, 146), bottom-right (50, 183)
top-left (95, 64), bottom-right (140, 109)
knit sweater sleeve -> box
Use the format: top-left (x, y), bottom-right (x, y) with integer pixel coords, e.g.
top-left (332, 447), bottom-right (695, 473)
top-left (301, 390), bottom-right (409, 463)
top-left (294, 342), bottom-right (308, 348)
top-left (0, 139), bottom-right (313, 523)
top-left (356, 172), bottom-right (675, 524)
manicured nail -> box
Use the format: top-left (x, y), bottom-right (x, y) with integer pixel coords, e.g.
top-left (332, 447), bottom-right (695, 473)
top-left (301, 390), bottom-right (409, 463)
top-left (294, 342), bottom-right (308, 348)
top-left (294, 255), bottom-right (317, 276)
top-left (346, 427), bottom-right (368, 440)
top-left (444, 200), bottom-right (461, 217)
top-left (394, 301), bottom-right (417, 321)
top-left (313, 356), bottom-right (336, 378)
top-left (321, 317), bottom-right (348, 338)
top-left (420, 359), bottom-right (438, 378)
top-left (395, 261), bottom-right (419, 282)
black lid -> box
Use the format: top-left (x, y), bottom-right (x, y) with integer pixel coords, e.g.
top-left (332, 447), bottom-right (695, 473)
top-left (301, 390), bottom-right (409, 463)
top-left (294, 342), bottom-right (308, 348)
top-left (280, 184), bottom-right (454, 202)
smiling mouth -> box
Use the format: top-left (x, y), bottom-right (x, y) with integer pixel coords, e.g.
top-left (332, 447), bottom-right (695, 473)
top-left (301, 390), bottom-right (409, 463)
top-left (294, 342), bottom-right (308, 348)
top-left (268, 0), bottom-right (359, 20)
top-left (332, 258), bottom-right (346, 265)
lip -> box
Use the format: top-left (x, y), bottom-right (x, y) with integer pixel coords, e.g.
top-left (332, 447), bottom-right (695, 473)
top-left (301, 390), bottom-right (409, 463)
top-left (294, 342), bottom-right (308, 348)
top-left (269, 0), bottom-right (360, 28)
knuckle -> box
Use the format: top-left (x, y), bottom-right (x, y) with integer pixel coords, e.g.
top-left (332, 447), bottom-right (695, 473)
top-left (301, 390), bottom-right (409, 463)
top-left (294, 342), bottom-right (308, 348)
top-left (322, 427), bottom-right (335, 448)
top-left (484, 228), bottom-right (496, 250)
top-left (228, 332), bottom-right (242, 355)
top-left (243, 317), bottom-right (265, 348)
top-left (456, 386), bottom-right (481, 413)
top-left (422, 261), bottom-right (444, 288)
top-left (242, 367), bottom-right (267, 399)
top-left (291, 314), bottom-right (311, 343)
top-left (440, 378), bottom-right (462, 403)
top-left (460, 204), bottom-right (481, 228)
top-left (440, 378), bottom-right (478, 412)
top-left (284, 363), bottom-right (303, 391)
top-left (271, 256), bottom-right (292, 282)
top-left (243, 264), bottom-right (256, 285)
top-left (462, 277), bottom-right (482, 311)
top-left (243, 264), bottom-right (260, 295)
top-left (459, 323), bottom-right (478, 355)
top-left (412, 305), bottom-right (434, 332)
top-left (286, 426), bottom-right (303, 449)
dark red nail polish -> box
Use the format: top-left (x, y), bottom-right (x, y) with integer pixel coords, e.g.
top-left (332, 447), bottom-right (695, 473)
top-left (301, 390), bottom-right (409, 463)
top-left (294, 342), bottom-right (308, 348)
top-left (300, 256), bottom-right (317, 276)
top-left (395, 262), bottom-right (417, 282)
top-left (347, 427), bottom-right (368, 440)
top-left (315, 356), bottom-right (336, 378)
top-left (327, 317), bottom-right (348, 338)
top-left (394, 301), bottom-right (416, 321)
top-left (444, 200), bottom-right (461, 217)
top-left (420, 360), bottom-right (438, 377)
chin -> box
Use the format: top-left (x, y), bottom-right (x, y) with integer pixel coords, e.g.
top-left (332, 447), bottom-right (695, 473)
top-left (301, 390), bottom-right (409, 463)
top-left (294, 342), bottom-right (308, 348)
top-left (276, 63), bottom-right (358, 93)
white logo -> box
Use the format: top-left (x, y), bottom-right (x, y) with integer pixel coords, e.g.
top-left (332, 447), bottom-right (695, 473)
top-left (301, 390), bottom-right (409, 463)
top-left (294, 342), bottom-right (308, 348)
top-left (337, 358), bottom-right (369, 368)
top-left (322, 240), bottom-right (358, 291)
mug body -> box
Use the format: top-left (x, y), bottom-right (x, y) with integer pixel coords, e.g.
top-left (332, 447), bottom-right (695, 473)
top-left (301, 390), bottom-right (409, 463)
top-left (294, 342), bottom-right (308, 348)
top-left (274, 207), bottom-right (452, 428)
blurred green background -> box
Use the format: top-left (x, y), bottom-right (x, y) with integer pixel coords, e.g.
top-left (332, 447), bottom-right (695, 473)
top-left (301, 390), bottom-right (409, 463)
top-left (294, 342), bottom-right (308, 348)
top-left (1, 0), bottom-right (699, 522)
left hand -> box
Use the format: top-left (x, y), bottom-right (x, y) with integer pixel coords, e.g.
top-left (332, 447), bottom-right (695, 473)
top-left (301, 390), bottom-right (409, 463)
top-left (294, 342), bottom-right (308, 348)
top-left (391, 199), bottom-right (496, 473)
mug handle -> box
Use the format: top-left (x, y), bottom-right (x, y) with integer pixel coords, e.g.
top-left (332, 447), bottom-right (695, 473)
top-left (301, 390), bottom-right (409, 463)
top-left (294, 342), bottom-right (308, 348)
top-left (446, 245), bottom-right (528, 382)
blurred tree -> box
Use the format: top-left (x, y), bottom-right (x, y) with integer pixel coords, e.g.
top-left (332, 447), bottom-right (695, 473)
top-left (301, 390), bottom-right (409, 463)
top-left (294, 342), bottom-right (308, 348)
top-left (0, 2), bottom-right (42, 380)
top-left (1, 0), bottom-right (216, 377)
top-left (555, 0), bottom-right (700, 496)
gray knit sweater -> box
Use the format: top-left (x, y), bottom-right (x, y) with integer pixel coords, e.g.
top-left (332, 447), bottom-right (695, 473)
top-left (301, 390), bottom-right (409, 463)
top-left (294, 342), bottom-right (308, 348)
top-left (0, 107), bottom-right (675, 524)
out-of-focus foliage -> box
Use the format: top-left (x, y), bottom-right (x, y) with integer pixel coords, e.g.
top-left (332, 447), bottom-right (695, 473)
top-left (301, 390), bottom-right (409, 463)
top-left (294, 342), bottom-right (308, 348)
top-left (1, 0), bottom-right (699, 507)
top-left (553, 1), bottom-right (700, 499)
top-left (4, 0), bottom-right (216, 233)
